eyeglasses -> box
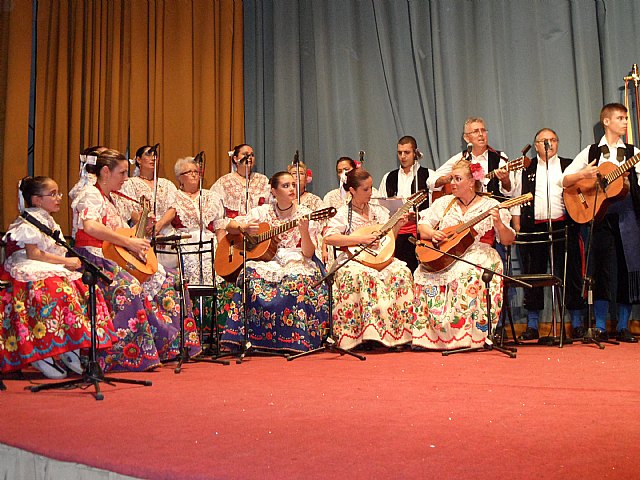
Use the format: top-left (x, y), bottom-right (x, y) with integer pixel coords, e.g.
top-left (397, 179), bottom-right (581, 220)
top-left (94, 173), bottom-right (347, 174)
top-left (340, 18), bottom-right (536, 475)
top-left (535, 138), bottom-right (558, 144)
top-left (37, 192), bottom-right (64, 199)
top-left (465, 128), bottom-right (488, 136)
top-left (180, 170), bottom-right (200, 176)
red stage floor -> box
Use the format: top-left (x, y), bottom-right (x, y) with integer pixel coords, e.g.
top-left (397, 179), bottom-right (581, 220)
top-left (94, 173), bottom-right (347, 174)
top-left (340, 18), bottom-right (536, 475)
top-left (1, 342), bottom-right (639, 479)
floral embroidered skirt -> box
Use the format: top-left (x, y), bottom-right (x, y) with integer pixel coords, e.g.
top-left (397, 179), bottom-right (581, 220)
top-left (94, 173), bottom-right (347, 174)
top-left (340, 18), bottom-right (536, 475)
top-left (412, 249), bottom-right (504, 350)
top-left (77, 248), bottom-right (200, 372)
top-left (332, 259), bottom-right (415, 350)
top-left (0, 269), bottom-right (115, 373)
top-left (220, 267), bottom-right (328, 353)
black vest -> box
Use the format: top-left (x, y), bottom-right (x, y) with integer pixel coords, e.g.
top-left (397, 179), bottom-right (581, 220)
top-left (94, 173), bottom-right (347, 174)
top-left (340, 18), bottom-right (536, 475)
top-left (519, 156), bottom-right (573, 231)
top-left (485, 149), bottom-right (502, 196)
top-left (385, 166), bottom-right (430, 211)
top-left (587, 143), bottom-right (640, 216)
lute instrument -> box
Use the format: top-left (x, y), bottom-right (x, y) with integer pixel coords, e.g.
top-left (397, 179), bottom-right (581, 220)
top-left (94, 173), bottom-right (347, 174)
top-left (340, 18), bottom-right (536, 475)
top-left (342, 190), bottom-right (428, 271)
top-left (103, 196), bottom-right (158, 283)
top-left (415, 193), bottom-right (532, 272)
top-left (215, 206), bottom-right (337, 281)
top-left (563, 152), bottom-right (640, 223)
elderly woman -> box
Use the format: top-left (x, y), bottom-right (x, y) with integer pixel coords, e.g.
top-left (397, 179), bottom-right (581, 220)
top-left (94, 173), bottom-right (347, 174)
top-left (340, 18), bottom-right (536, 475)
top-left (323, 168), bottom-right (414, 351)
top-left (412, 159), bottom-right (515, 350)
top-left (220, 171), bottom-right (328, 353)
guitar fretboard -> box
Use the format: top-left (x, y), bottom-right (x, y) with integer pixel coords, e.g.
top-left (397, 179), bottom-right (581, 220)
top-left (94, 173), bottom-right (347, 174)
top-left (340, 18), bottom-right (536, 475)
top-left (453, 194), bottom-right (532, 234)
top-left (379, 191), bottom-right (428, 233)
top-left (605, 153), bottom-right (640, 184)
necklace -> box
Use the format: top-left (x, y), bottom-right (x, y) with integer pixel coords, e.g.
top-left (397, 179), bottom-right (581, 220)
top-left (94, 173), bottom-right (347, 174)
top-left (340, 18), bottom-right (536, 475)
top-left (352, 202), bottom-right (368, 213)
top-left (276, 203), bottom-right (293, 212)
top-left (458, 194), bottom-right (477, 207)
top-left (138, 174), bottom-right (154, 181)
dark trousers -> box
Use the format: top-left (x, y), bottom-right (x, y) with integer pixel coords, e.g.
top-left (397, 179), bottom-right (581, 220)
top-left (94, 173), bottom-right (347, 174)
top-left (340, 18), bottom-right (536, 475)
top-left (395, 233), bottom-right (419, 272)
top-left (592, 214), bottom-right (631, 304)
top-left (519, 220), bottom-right (585, 312)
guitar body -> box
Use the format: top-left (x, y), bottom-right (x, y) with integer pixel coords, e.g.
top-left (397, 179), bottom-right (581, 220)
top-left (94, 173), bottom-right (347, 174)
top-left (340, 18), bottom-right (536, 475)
top-left (563, 162), bottom-right (629, 224)
top-left (415, 225), bottom-right (476, 272)
top-left (431, 184), bottom-right (452, 202)
top-left (342, 225), bottom-right (396, 271)
top-left (214, 223), bottom-right (276, 281)
top-left (102, 227), bottom-right (159, 283)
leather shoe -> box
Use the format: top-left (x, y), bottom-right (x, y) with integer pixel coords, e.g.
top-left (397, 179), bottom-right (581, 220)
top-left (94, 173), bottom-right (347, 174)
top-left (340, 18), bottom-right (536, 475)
top-left (594, 328), bottom-right (609, 341)
top-left (616, 328), bottom-right (638, 343)
top-left (571, 326), bottom-right (586, 339)
top-left (518, 327), bottom-right (539, 341)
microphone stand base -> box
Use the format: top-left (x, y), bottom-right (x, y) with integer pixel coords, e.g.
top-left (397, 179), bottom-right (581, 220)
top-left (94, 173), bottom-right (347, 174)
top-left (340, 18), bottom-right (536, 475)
top-left (442, 339), bottom-right (517, 358)
top-left (537, 335), bottom-right (572, 346)
top-left (285, 337), bottom-right (366, 362)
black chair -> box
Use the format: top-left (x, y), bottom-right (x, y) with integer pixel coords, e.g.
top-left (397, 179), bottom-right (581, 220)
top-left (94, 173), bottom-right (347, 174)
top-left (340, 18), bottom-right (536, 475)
top-left (497, 226), bottom-right (568, 346)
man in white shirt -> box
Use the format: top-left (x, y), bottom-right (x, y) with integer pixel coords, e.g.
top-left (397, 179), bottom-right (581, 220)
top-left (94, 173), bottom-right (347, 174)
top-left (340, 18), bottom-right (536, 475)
top-left (562, 103), bottom-right (640, 343)
top-left (378, 135), bottom-right (433, 271)
top-left (511, 128), bottom-right (585, 341)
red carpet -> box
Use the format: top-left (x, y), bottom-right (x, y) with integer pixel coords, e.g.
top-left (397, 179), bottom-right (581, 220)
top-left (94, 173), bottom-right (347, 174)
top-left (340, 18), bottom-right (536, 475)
top-left (1, 343), bottom-right (639, 479)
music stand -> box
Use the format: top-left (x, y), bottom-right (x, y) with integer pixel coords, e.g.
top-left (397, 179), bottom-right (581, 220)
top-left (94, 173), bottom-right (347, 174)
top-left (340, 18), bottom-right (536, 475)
top-left (21, 212), bottom-right (152, 400)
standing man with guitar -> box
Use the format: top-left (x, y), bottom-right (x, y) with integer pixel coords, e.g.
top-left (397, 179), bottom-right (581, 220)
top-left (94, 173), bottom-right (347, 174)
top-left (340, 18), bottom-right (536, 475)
top-left (378, 135), bottom-right (432, 272)
top-left (562, 103), bottom-right (640, 343)
top-left (511, 128), bottom-right (585, 341)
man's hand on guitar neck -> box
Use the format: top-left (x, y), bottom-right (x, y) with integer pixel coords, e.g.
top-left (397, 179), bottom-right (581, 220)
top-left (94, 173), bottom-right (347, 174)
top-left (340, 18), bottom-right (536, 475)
top-left (494, 166), bottom-right (511, 191)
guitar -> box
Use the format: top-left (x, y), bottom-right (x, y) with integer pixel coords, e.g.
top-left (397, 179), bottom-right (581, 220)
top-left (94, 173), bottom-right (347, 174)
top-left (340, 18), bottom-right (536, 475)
top-left (103, 196), bottom-right (159, 283)
top-left (563, 152), bottom-right (640, 224)
top-left (431, 150), bottom-right (532, 201)
top-left (214, 206), bottom-right (337, 281)
top-left (342, 190), bottom-right (429, 271)
top-left (415, 193), bottom-right (532, 272)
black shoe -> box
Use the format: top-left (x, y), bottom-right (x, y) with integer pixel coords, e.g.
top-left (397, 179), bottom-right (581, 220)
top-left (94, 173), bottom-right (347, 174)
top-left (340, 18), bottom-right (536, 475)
top-left (517, 327), bottom-right (539, 341)
top-left (616, 328), bottom-right (638, 343)
top-left (594, 328), bottom-right (609, 341)
top-left (571, 326), bottom-right (586, 339)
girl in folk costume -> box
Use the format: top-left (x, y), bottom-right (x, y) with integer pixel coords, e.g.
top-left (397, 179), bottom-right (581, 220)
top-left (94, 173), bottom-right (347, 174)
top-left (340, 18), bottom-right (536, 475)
top-left (220, 172), bottom-right (329, 353)
top-left (0, 176), bottom-right (115, 379)
top-left (323, 169), bottom-right (415, 351)
top-left (412, 159), bottom-right (515, 350)
top-left (71, 149), bottom-right (200, 372)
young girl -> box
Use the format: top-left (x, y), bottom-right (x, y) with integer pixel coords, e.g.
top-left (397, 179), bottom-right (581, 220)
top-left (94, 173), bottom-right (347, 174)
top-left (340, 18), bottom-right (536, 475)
top-left (0, 176), bottom-right (115, 379)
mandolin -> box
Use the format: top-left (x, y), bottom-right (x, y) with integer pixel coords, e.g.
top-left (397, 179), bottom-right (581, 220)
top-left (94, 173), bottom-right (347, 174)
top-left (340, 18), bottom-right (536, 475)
top-left (342, 190), bottom-right (428, 271)
top-left (432, 149), bottom-right (532, 201)
top-left (102, 196), bottom-right (158, 283)
top-left (214, 206), bottom-right (337, 281)
top-left (563, 152), bottom-right (640, 223)
top-left (415, 193), bottom-right (532, 272)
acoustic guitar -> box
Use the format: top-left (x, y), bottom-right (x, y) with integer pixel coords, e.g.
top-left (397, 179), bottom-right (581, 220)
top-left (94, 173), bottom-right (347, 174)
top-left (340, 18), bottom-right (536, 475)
top-left (563, 152), bottom-right (640, 224)
top-left (103, 196), bottom-right (158, 283)
top-left (415, 193), bottom-right (532, 272)
top-left (215, 206), bottom-right (337, 281)
top-left (431, 151), bottom-right (532, 201)
top-left (342, 190), bottom-right (429, 271)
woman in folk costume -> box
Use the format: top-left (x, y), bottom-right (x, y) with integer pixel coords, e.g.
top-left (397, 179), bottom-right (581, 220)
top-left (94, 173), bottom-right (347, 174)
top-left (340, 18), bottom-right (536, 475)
top-left (412, 159), bottom-right (515, 350)
top-left (71, 148), bottom-right (200, 372)
top-left (323, 168), bottom-right (415, 351)
top-left (1, 176), bottom-right (115, 379)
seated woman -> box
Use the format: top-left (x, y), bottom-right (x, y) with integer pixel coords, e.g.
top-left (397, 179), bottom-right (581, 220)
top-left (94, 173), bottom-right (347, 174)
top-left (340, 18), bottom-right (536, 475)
top-left (412, 159), bottom-right (515, 350)
top-left (155, 156), bottom-right (224, 339)
top-left (323, 169), bottom-right (415, 351)
top-left (71, 149), bottom-right (200, 371)
top-left (220, 171), bottom-right (328, 353)
top-left (1, 176), bottom-right (114, 379)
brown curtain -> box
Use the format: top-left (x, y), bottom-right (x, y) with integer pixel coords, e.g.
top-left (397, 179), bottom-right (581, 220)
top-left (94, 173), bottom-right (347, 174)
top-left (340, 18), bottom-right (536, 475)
top-left (0, 0), bottom-right (33, 230)
top-left (1, 0), bottom-right (244, 232)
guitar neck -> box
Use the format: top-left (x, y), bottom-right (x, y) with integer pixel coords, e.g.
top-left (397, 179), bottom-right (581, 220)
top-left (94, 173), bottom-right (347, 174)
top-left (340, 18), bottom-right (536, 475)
top-left (452, 194), bottom-right (531, 234)
top-left (378, 191), bottom-right (427, 233)
top-left (135, 206), bottom-right (151, 238)
top-left (485, 156), bottom-right (517, 180)
top-left (605, 152), bottom-right (640, 184)
top-left (254, 216), bottom-right (303, 243)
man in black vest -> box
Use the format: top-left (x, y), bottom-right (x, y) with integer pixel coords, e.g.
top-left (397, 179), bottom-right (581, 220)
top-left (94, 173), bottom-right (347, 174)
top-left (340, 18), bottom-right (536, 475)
top-left (562, 103), bottom-right (640, 343)
top-left (512, 128), bottom-right (585, 341)
top-left (378, 135), bottom-right (431, 272)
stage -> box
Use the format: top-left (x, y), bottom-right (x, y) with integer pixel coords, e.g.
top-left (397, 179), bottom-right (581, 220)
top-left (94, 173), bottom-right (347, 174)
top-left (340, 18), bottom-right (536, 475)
top-left (1, 341), bottom-right (639, 479)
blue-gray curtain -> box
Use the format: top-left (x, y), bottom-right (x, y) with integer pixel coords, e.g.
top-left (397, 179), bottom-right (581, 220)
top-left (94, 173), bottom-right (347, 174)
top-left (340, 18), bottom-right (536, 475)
top-left (244, 0), bottom-right (640, 197)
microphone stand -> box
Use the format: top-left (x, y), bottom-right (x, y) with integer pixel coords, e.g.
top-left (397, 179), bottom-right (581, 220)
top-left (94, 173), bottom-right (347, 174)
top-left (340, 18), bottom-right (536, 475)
top-left (293, 150), bottom-right (301, 205)
top-left (413, 238), bottom-right (531, 358)
top-left (287, 230), bottom-right (395, 361)
top-left (21, 212), bottom-right (152, 400)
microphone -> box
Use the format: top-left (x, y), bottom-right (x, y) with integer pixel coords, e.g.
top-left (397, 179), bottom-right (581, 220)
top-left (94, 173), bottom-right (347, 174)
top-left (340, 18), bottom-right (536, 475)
top-left (408, 236), bottom-right (418, 245)
top-left (194, 150), bottom-right (205, 175)
top-left (21, 211), bottom-right (64, 244)
top-left (359, 150), bottom-right (365, 164)
top-left (293, 150), bottom-right (300, 165)
top-left (465, 143), bottom-right (473, 160)
top-left (238, 152), bottom-right (253, 164)
top-left (152, 233), bottom-right (193, 245)
top-left (148, 143), bottom-right (160, 156)
top-left (544, 140), bottom-right (550, 152)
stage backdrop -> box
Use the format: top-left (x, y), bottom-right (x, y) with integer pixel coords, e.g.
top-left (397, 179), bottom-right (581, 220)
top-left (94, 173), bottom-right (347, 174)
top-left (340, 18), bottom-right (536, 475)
top-left (244, 0), bottom-right (640, 198)
top-left (0, 0), bottom-right (244, 231)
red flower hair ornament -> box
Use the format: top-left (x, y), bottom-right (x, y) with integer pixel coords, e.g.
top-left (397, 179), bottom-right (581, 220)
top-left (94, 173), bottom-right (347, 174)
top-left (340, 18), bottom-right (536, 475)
top-left (469, 162), bottom-right (485, 181)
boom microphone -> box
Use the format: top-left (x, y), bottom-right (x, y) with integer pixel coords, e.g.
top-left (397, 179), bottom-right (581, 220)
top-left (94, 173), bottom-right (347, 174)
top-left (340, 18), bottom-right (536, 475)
top-left (149, 143), bottom-right (160, 156)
